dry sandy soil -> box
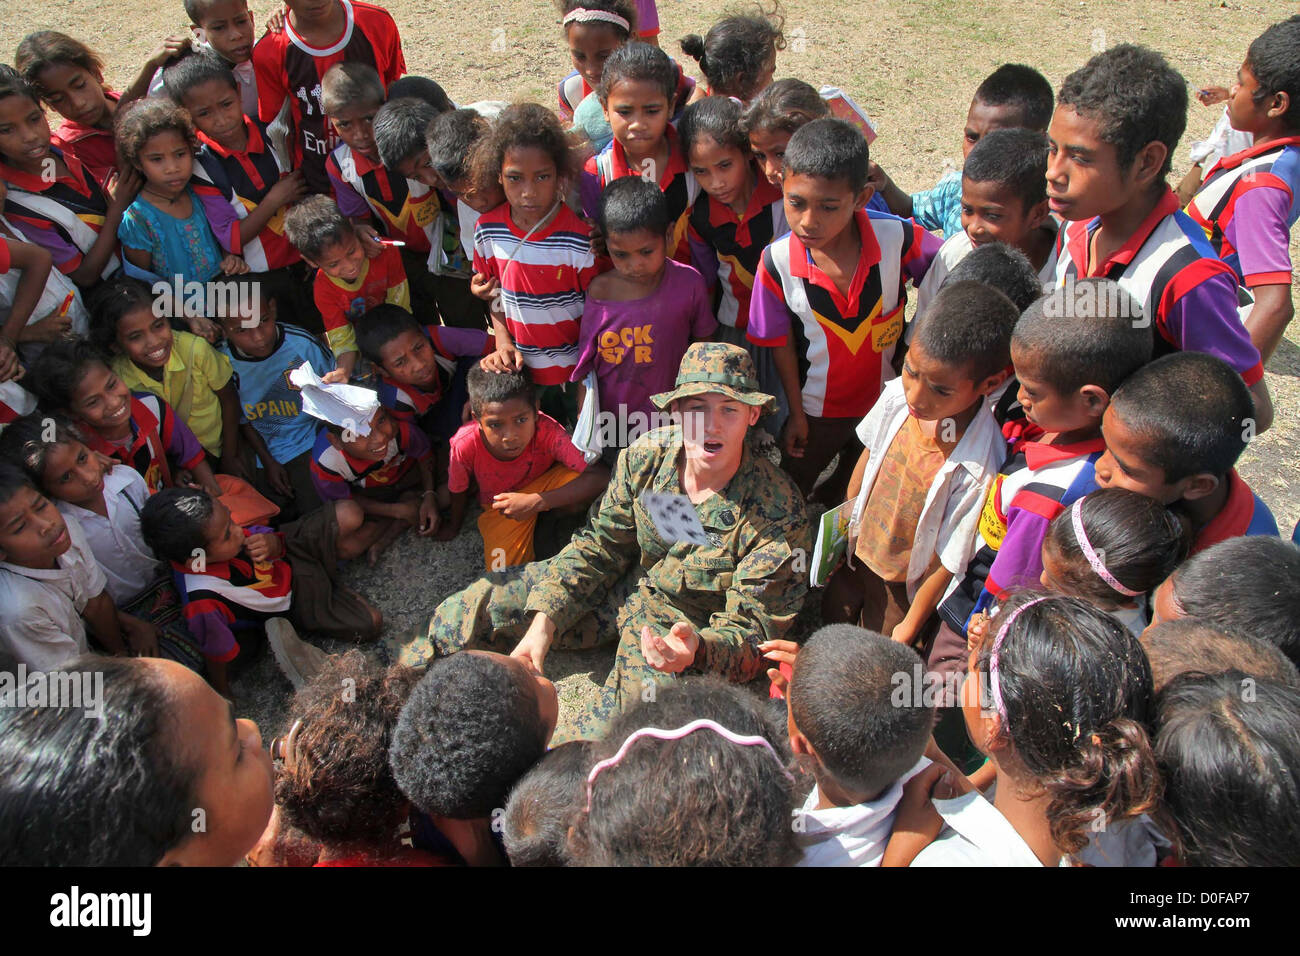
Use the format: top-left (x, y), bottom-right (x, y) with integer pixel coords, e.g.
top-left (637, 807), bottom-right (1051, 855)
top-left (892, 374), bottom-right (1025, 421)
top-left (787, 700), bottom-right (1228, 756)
top-left (4, 0), bottom-right (1297, 733)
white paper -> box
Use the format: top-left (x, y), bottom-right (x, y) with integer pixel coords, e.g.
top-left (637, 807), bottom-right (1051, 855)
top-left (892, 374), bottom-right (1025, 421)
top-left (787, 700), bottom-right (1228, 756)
top-left (288, 361), bottom-right (379, 437)
top-left (640, 492), bottom-right (710, 546)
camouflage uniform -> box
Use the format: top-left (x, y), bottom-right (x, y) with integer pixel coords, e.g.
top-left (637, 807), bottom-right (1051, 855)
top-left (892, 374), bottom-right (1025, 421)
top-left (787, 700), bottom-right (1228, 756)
top-left (410, 344), bottom-right (812, 740)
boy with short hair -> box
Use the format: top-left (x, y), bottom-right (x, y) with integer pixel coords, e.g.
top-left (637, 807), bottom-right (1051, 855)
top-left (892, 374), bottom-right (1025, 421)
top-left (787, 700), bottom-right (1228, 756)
top-left (214, 279), bottom-right (336, 517)
top-left (389, 650), bottom-right (558, 865)
top-left (251, 0), bottom-right (405, 194)
top-left (748, 118), bottom-right (940, 500)
top-left (184, 0), bottom-right (260, 117)
top-left (783, 625), bottom-right (933, 867)
top-left (444, 366), bottom-right (608, 569)
top-left (914, 127), bottom-right (1056, 317)
top-left (426, 108), bottom-right (506, 265)
top-left (370, 93), bottom-right (486, 330)
top-left (873, 64), bottom-right (1055, 237)
top-left (1095, 351), bottom-right (1277, 554)
top-left (822, 281), bottom-right (1016, 646)
top-left (308, 399), bottom-right (438, 564)
top-left (283, 195), bottom-right (410, 380)
top-left (1048, 43), bottom-right (1274, 433)
top-left (0, 463), bottom-right (132, 668)
top-left (930, 278), bottom-right (1154, 678)
top-left (356, 302), bottom-right (492, 433)
top-left (140, 486), bottom-right (381, 697)
top-left (1184, 16), bottom-right (1300, 362)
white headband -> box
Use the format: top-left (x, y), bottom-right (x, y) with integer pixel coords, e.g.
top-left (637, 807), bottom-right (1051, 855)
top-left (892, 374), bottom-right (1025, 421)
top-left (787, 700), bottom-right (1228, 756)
top-left (562, 8), bottom-right (631, 31)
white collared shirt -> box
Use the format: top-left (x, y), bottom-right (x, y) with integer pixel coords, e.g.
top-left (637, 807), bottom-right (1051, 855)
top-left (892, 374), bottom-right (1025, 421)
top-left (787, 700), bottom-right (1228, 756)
top-left (851, 378), bottom-right (1008, 600)
top-left (912, 225), bottom-right (1059, 325)
top-left (56, 465), bottom-right (162, 605)
top-left (796, 758), bottom-right (930, 867)
top-left (0, 512), bottom-right (105, 669)
top-left (911, 789), bottom-right (1049, 867)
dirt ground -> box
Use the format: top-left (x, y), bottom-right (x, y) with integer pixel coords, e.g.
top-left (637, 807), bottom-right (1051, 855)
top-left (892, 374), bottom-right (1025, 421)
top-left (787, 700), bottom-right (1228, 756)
top-left (4, 0), bottom-right (1297, 734)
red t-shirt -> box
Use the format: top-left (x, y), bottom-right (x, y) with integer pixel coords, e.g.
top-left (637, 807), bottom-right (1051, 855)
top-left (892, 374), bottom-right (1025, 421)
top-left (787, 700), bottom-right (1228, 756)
top-left (51, 91), bottom-right (121, 187)
top-left (252, 0), bottom-right (405, 193)
top-left (448, 412), bottom-right (588, 507)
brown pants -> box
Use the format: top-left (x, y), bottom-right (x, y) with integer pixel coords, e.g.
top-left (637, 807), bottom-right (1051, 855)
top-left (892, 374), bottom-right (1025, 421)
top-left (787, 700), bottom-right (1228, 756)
top-left (284, 501), bottom-right (375, 638)
top-left (780, 414), bottom-right (863, 500)
top-left (821, 557), bottom-right (939, 651)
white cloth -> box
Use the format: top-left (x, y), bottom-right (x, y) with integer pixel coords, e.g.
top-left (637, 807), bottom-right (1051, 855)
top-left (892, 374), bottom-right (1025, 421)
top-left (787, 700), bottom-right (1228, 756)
top-left (796, 758), bottom-right (930, 867)
top-left (457, 199), bottom-right (481, 263)
top-left (1187, 106), bottom-right (1253, 167)
top-left (911, 789), bottom-right (1050, 866)
top-left (0, 512), bottom-right (106, 669)
top-left (912, 225), bottom-right (1059, 324)
top-left (1, 215), bottom-right (91, 357)
top-left (851, 378), bottom-right (1008, 601)
top-left (55, 466), bottom-right (162, 605)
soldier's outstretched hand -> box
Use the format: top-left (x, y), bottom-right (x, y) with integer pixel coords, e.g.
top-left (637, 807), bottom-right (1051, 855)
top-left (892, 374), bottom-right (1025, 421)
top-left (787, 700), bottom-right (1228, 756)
top-left (642, 621), bottom-right (700, 674)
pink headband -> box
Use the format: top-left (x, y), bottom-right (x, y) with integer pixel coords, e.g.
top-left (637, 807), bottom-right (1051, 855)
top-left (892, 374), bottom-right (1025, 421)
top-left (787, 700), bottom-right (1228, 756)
top-left (562, 8), bottom-right (631, 31)
top-left (988, 596), bottom-right (1050, 722)
top-left (1071, 499), bottom-right (1142, 597)
top-left (584, 718), bottom-right (794, 812)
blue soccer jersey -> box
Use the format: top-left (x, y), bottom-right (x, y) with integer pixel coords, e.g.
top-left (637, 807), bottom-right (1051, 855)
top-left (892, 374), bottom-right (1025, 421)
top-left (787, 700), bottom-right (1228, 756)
top-left (220, 324), bottom-right (335, 464)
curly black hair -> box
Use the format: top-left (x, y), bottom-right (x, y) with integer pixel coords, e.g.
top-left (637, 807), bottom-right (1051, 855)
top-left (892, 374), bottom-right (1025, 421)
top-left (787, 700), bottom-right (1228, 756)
top-left (114, 96), bottom-right (199, 173)
top-left (468, 102), bottom-right (578, 199)
top-left (1057, 44), bottom-right (1186, 179)
top-left (388, 652), bottom-right (550, 819)
top-left (276, 650), bottom-right (421, 847)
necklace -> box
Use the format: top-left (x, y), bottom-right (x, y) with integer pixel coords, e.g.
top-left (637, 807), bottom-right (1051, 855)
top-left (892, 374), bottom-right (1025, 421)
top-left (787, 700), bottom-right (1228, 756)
top-left (142, 185), bottom-right (185, 205)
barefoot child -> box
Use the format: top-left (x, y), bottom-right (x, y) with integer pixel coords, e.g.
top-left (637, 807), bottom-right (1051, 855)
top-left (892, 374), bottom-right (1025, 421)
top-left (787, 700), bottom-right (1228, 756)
top-left (140, 486), bottom-right (382, 697)
top-left (821, 281), bottom-right (1016, 646)
top-left (307, 394), bottom-right (438, 563)
top-left (444, 366), bottom-right (608, 568)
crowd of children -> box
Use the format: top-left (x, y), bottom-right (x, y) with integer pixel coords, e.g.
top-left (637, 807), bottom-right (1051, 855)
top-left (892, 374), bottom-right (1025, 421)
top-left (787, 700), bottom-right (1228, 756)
top-left (0, 0), bottom-right (1298, 867)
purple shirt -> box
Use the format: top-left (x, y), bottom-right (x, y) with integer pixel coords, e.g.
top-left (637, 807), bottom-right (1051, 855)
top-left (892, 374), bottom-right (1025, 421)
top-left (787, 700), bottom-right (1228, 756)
top-left (571, 259), bottom-right (717, 431)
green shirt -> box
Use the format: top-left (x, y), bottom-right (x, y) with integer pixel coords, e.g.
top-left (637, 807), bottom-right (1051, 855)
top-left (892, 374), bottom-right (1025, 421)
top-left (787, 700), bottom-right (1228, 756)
top-left (526, 426), bottom-right (812, 682)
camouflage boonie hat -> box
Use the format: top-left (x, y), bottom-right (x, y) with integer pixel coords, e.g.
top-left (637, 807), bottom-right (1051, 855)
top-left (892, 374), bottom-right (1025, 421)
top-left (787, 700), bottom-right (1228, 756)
top-left (651, 342), bottom-right (777, 415)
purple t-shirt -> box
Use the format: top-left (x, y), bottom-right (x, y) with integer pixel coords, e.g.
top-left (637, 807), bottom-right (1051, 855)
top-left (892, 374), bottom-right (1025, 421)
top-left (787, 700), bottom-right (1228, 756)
top-left (571, 259), bottom-right (717, 430)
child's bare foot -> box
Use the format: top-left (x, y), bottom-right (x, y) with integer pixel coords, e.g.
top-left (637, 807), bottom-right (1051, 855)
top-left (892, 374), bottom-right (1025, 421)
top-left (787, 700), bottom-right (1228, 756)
top-left (365, 518), bottom-right (407, 566)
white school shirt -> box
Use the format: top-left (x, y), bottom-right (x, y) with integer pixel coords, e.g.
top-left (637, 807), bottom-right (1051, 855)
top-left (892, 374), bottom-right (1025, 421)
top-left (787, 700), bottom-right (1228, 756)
top-left (912, 225), bottom-right (1059, 324)
top-left (0, 512), bottom-right (105, 670)
top-left (796, 758), bottom-right (930, 867)
top-left (55, 465), bottom-right (162, 605)
top-left (0, 215), bottom-right (91, 353)
top-left (850, 378), bottom-right (1008, 601)
top-left (911, 789), bottom-right (1053, 867)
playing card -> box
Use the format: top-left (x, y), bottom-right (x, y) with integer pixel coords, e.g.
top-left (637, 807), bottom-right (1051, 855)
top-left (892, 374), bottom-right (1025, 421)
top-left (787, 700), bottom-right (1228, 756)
top-left (640, 492), bottom-right (710, 546)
